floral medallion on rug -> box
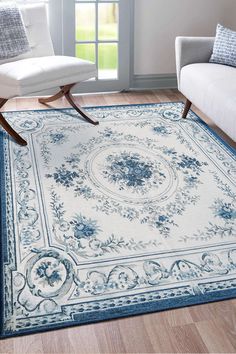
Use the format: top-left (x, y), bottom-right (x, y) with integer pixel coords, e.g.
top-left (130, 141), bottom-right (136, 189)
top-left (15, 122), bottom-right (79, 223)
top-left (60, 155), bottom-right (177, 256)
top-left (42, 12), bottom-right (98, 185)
top-left (0, 103), bottom-right (236, 337)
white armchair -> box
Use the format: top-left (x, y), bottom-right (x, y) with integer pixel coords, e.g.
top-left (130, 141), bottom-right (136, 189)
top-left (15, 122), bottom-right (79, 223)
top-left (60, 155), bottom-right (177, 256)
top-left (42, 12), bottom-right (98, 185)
top-left (175, 37), bottom-right (236, 141)
top-left (175, 37), bottom-right (215, 118)
top-left (0, 4), bottom-right (98, 146)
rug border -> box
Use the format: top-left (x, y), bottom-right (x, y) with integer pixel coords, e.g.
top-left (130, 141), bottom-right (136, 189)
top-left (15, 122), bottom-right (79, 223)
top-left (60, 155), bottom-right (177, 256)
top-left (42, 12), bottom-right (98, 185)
top-left (1, 101), bottom-right (235, 155)
top-left (1, 288), bottom-right (236, 339)
top-left (0, 102), bottom-right (235, 339)
top-left (0, 134), bottom-right (9, 339)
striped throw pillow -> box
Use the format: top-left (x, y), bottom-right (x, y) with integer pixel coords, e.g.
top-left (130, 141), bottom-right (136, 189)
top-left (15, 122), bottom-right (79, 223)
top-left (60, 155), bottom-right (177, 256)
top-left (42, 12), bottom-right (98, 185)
top-left (210, 24), bottom-right (236, 67)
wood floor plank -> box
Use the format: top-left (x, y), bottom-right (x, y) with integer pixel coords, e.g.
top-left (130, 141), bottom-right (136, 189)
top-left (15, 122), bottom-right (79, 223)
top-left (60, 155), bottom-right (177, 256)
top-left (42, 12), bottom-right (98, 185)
top-left (94, 321), bottom-right (126, 354)
top-left (161, 307), bottom-right (194, 328)
top-left (119, 317), bottom-right (155, 353)
top-left (13, 334), bottom-right (44, 354)
top-left (171, 323), bottom-right (209, 353)
top-left (40, 329), bottom-right (75, 354)
top-left (142, 314), bottom-right (181, 353)
top-left (190, 299), bottom-right (236, 323)
top-left (196, 319), bottom-right (236, 353)
top-left (0, 339), bottom-right (13, 354)
top-left (0, 89), bottom-right (235, 354)
top-left (64, 325), bottom-right (100, 354)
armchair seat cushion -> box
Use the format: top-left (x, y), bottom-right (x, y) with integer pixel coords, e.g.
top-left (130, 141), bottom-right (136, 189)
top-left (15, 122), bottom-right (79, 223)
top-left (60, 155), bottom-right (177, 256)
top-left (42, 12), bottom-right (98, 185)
top-left (180, 63), bottom-right (236, 140)
top-left (0, 55), bottom-right (97, 98)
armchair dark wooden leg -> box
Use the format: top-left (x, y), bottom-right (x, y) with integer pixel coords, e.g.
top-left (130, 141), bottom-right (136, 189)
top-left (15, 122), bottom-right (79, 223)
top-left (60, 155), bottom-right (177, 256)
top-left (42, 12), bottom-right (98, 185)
top-left (0, 99), bottom-right (27, 146)
top-left (38, 84), bottom-right (74, 104)
top-left (182, 99), bottom-right (192, 118)
top-left (39, 84), bottom-right (99, 125)
top-left (64, 91), bottom-right (99, 125)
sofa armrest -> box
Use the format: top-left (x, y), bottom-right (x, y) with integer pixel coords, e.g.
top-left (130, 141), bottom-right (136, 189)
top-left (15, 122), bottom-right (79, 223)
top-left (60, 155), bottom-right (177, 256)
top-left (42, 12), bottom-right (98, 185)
top-left (175, 36), bottom-right (215, 88)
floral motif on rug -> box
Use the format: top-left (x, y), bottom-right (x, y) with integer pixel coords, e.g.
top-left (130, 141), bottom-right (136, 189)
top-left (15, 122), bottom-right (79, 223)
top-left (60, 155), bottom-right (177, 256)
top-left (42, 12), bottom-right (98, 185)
top-left (0, 103), bottom-right (236, 337)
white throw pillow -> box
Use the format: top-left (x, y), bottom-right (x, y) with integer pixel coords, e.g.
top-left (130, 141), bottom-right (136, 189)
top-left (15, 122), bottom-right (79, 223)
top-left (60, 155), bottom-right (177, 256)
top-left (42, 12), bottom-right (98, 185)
top-left (210, 24), bottom-right (236, 68)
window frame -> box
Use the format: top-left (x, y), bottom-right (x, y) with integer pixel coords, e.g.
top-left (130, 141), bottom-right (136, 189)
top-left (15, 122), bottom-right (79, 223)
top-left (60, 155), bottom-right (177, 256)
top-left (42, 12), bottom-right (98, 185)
top-left (61, 0), bottom-right (133, 93)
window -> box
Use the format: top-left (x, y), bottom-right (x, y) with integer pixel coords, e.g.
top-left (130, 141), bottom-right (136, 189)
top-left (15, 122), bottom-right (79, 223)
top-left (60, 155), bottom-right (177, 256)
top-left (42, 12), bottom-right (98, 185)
top-left (63, 0), bottom-right (132, 92)
top-left (75, 1), bottom-right (118, 80)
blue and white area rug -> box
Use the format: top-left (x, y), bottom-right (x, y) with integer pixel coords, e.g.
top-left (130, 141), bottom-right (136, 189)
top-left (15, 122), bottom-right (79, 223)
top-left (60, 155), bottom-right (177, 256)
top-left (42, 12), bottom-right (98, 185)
top-left (0, 103), bottom-right (236, 338)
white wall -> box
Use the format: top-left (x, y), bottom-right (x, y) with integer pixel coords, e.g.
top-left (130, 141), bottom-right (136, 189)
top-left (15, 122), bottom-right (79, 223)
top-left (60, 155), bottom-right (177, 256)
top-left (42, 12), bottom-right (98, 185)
top-left (134, 0), bottom-right (236, 75)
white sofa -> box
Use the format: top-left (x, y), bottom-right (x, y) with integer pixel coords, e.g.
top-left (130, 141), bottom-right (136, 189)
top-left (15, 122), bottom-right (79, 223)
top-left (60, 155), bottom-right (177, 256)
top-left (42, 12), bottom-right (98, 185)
top-left (175, 37), bottom-right (236, 142)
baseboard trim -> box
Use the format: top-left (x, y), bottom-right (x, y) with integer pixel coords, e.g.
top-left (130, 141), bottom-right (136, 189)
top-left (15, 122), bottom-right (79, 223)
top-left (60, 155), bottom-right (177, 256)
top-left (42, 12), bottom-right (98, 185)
top-left (25, 74), bottom-right (177, 98)
top-left (131, 74), bottom-right (177, 90)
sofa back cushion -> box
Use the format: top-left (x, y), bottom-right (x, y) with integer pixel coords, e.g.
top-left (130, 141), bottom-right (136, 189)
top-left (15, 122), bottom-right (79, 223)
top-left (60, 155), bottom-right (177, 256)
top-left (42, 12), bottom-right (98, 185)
top-left (210, 24), bottom-right (236, 67)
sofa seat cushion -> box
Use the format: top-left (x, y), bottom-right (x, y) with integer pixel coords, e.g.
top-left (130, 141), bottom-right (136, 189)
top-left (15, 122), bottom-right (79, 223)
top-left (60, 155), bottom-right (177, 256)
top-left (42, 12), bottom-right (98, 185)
top-left (180, 63), bottom-right (236, 141)
top-left (0, 56), bottom-right (97, 98)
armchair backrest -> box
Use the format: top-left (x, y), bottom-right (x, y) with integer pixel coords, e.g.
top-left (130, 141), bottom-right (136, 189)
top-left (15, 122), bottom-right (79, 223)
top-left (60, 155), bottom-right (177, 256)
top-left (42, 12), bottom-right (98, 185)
top-left (0, 3), bottom-right (54, 65)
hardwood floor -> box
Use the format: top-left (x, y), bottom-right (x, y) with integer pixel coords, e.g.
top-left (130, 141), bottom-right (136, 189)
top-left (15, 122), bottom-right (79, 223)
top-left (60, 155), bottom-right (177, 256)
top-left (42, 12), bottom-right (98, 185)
top-left (0, 89), bottom-right (235, 354)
